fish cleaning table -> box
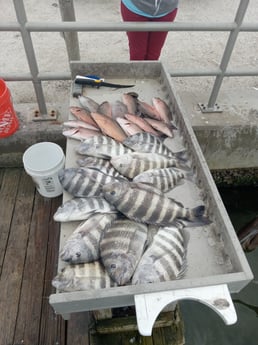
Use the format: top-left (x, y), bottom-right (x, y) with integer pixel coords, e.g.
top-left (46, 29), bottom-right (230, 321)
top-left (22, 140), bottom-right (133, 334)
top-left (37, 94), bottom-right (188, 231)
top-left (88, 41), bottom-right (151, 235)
top-left (49, 62), bottom-right (253, 336)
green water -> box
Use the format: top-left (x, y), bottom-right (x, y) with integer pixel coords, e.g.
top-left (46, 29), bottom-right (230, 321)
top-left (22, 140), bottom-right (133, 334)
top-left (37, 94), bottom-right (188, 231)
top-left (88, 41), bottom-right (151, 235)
top-left (181, 186), bottom-right (258, 345)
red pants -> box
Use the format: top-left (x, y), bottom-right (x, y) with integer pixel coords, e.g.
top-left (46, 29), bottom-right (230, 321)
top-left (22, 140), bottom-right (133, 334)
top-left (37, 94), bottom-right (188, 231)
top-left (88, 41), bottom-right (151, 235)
top-left (121, 2), bottom-right (178, 60)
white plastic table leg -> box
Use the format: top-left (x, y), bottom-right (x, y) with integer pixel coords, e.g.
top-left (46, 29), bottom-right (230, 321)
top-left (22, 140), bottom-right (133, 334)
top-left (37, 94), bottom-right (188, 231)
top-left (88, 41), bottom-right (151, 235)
top-left (134, 284), bottom-right (237, 336)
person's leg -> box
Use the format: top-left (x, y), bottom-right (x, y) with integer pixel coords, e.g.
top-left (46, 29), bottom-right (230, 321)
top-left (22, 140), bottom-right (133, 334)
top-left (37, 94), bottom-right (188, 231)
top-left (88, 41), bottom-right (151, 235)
top-left (145, 9), bottom-right (178, 60)
top-left (120, 2), bottom-right (150, 60)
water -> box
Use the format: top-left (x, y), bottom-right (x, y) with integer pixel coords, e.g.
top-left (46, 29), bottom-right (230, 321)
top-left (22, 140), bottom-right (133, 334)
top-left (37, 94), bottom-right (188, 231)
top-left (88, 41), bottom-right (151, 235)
top-left (181, 186), bottom-right (258, 345)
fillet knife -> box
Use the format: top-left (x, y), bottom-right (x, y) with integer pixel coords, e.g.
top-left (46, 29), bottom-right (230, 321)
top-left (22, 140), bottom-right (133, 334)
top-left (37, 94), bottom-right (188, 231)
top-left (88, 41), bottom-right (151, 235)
top-left (74, 75), bottom-right (135, 88)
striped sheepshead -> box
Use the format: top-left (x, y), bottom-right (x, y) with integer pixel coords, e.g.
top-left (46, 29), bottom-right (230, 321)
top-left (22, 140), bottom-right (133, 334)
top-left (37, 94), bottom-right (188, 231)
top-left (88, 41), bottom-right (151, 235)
top-left (58, 167), bottom-right (121, 197)
top-left (52, 261), bottom-right (117, 292)
top-left (102, 181), bottom-right (207, 226)
top-left (100, 219), bottom-right (148, 285)
top-left (76, 135), bottom-right (133, 159)
top-left (133, 167), bottom-right (185, 192)
top-left (60, 213), bottom-right (117, 264)
top-left (110, 152), bottom-right (187, 179)
top-left (53, 197), bottom-right (117, 222)
top-left (76, 156), bottom-right (125, 179)
top-left (132, 224), bottom-right (187, 284)
top-left (122, 132), bottom-right (176, 158)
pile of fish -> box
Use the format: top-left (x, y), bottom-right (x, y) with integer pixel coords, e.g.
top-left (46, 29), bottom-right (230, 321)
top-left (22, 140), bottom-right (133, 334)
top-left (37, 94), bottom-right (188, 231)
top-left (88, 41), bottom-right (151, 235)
top-left (62, 93), bottom-right (177, 142)
top-left (52, 93), bottom-right (210, 293)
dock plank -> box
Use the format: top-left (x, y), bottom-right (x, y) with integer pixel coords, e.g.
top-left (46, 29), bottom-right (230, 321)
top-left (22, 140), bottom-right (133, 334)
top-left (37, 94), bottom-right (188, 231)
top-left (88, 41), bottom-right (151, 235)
top-left (66, 312), bottom-right (91, 345)
top-left (0, 168), bottom-right (21, 275)
top-left (0, 170), bottom-right (35, 345)
top-left (13, 192), bottom-right (53, 344)
top-left (38, 195), bottom-right (66, 345)
top-left (0, 168), bottom-right (93, 344)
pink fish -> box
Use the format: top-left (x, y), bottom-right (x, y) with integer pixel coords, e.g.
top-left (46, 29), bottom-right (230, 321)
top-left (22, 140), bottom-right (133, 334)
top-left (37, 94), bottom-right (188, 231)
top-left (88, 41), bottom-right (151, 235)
top-left (90, 112), bottom-right (127, 142)
top-left (144, 118), bottom-right (174, 138)
top-left (152, 97), bottom-right (172, 124)
top-left (62, 127), bottom-right (101, 141)
top-left (124, 114), bottom-right (160, 136)
top-left (137, 100), bottom-right (161, 121)
top-left (63, 120), bottom-right (100, 131)
top-left (122, 93), bottom-right (138, 115)
top-left (69, 106), bottom-right (98, 128)
top-left (116, 117), bottom-right (144, 136)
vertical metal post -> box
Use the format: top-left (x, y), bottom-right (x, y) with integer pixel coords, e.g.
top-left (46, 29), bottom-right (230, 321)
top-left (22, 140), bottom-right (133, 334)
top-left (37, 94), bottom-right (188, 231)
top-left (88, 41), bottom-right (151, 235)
top-left (13, 0), bottom-right (48, 116)
top-left (200, 0), bottom-right (249, 112)
top-left (58, 0), bottom-right (80, 61)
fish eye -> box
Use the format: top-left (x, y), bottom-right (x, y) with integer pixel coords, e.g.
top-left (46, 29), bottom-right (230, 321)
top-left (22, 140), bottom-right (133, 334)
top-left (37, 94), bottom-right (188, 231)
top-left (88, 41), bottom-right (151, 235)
top-left (111, 191), bottom-right (116, 195)
top-left (110, 263), bottom-right (116, 269)
top-left (76, 252), bottom-right (81, 257)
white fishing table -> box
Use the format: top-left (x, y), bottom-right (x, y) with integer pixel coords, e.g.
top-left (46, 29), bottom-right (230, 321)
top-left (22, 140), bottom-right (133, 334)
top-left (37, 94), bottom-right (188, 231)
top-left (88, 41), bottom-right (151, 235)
top-left (49, 62), bottom-right (253, 336)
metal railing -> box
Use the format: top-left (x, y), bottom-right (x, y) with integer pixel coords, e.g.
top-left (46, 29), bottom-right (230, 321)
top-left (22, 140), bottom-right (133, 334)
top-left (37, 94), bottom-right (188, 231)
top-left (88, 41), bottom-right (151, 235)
top-left (0, 0), bottom-right (257, 116)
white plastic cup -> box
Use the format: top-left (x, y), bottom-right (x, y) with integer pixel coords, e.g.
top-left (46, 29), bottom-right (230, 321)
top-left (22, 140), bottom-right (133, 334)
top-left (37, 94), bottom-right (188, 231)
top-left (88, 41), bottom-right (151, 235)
top-left (23, 142), bottom-right (65, 198)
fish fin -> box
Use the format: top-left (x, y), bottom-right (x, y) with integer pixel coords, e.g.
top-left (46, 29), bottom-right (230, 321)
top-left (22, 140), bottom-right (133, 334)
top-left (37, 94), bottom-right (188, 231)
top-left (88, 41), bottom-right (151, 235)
top-left (166, 197), bottom-right (185, 208)
top-left (131, 182), bottom-right (163, 195)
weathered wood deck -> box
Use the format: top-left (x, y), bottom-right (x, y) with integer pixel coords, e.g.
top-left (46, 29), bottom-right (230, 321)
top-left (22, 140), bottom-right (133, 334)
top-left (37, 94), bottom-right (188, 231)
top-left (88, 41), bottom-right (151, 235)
top-left (0, 167), bottom-right (184, 345)
top-left (0, 168), bottom-right (89, 345)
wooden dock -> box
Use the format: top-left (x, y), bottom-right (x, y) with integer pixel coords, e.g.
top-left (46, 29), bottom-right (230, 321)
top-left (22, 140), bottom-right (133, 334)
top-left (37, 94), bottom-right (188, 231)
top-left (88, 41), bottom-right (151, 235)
top-left (0, 168), bottom-right (89, 345)
top-left (0, 167), bottom-right (184, 345)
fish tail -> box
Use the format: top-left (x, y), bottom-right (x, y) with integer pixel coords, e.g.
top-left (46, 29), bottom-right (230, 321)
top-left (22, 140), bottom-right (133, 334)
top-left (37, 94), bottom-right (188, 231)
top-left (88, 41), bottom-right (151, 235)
top-left (173, 149), bottom-right (188, 162)
top-left (191, 205), bottom-right (205, 218)
top-left (185, 205), bottom-right (211, 226)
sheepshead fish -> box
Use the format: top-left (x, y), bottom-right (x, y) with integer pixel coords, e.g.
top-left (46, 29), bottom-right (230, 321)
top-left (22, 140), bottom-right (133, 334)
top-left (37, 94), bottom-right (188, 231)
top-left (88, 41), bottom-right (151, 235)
top-left (76, 156), bottom-right (125, 178)
top-left (60, 213), bottom-right (117, 264)
top-left (116, 117), bottom-right (144, 136)
top-left (58, 167), bottom-right (119, 197)
top-left (123, 132), bottom-right (175, 158)
top-left (90, 112), bottom-right (127, 142)
top-left (52, 261), bottom-right (117, 292)
top-left (62, 127), bottom-right (101, 141)
top-left (78, 95), bottom-right (99, 112)
top-left (53, 197), bottom-right (117, 222)
top-left (102, 181), bottom-right (207, 226)
top-left (132, 225), bottom-right (187, 284)
top-left (152, 97), bottom-right (173, 124)
top-left (110, 152), bottom-right (184, 179)
top-left (133, 167), bottom-right (185, 192)
top-left (76, 135), bottom-right (133, 159)
top-left (100, 219), bottom-right (148, 285)
top-left (69, 106), bottom-right (98, 128)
